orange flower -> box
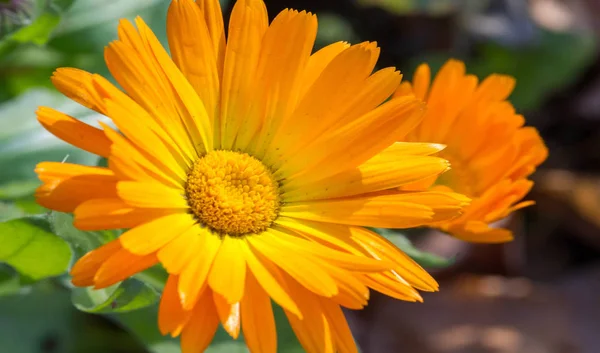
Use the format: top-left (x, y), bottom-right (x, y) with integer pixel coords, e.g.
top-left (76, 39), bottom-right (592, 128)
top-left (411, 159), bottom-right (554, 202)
top-left (395, 59), bottom-right (548, 243)
top-left (34, 1), bottom-right (470, 352)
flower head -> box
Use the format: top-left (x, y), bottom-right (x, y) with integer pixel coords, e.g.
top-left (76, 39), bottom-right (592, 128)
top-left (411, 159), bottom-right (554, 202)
top-left (35, 1), bottom-right (470, 352)
top-left (396, 59), bottom-right (548, 243)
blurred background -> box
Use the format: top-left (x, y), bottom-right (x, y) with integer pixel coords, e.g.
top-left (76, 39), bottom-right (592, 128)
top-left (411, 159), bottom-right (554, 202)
top-left (1, 0), bottom-right (599, 352)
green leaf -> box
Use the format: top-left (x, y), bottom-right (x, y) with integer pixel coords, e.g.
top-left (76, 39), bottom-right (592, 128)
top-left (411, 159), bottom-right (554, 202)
top-left (10, 12), bottom-right (61, 45)
top-left (0, 0), bottom-right (76, 48)
top-left (72, 278), bottom-right (160, 314)
top-left (0, 265), bottom-right (21, 296)
top-left (470, 30), bottom-right (596, 111)
top-left (374, 228), bottom-right (454, 268)
top-left (0, 201), bottom-right (26, 222)
top-left (0, 180), bottom-right (40, 200)
top-left (0, 89), bottom-right (101, 184)
top-left (48, 211), bottom-right (116, 258)
top-left (0, 216), bottom-right (72, 280)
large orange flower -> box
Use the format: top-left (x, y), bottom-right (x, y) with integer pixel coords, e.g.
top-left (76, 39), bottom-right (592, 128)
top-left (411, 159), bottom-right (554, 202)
top-left (396, 59), bottom-right (548, 243)
top-left (34, 0), bottom-right (470, 352)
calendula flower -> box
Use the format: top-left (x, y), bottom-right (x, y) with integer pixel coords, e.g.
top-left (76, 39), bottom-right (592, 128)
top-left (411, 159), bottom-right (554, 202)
top-left (35, 0), bottom-right (470, 352)
top-left (395, 59), bottom-right (548, 243)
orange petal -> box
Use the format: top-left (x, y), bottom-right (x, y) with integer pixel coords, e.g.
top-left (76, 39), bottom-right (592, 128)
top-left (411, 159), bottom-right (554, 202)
top-left (208, 235), bottom-right (247, 304)
top-left (282, 274), bottom-right (335, 353)
top-left (35, 162), bottom-right (118, 213)
top-left (167, 0), bottom-right (220, 124)
top-left (178, 228), bottom-right (221, 310)
top-left (117, 181), bottom-right (188, 209)
top-left (249, 231), bottom-right (338, 298)
top-left (74, 198), bottom-right (175, 231)
top-left (281, 191), bottom-right (469, 229)
top-left (158, 275), bottom-right (193, 337)
top-left (94, 248), bottom-right (158, 288)
top-left (213, 291), bottom-right (241, 339)
top-left (242, 241), bottom-right (301, 317)
top-left (219, 0), bottom-right (268, 149)
top-left (241, 272), bottom-right (277, 353)
top-left (119, 213), bottom-right (195, 255)
top-left (180, 287), bottom-right (219, 353)
top-left (70, 239), bottom-right (122, 287)
top-left (37, 107), bottom-right (111, 158)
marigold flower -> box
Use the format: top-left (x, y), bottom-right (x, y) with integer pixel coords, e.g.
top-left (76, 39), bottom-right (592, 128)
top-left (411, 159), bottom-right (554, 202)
top-left (35, 1), bottom-right (470, 352)
top-left (396, 59), bottom-right (548, 243)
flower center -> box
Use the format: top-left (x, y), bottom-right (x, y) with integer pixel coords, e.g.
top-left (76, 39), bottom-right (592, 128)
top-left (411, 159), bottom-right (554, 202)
top-left (185, 150), bottom-right (280, 236)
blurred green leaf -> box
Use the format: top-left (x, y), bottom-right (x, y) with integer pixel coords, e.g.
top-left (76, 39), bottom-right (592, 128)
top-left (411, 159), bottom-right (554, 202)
top-left (0, 0), bottom-right (76, 49)
top-left (0, 180), bottom-right (39, 199)
top-left (374, 228), bottom-right (454, 268)
top-left (357, 0), bottom-right (456, 15)
top-left (0, 201), bottom-right (26, 222)
top-left (50, 0), bottom-right (169, 55)
top-left (115, 306), bottom-right (182, 353)
top-left (0, 265), bottom-right (21, 296)
top-left (470, 30), bottom-right (596, 111)
top-left (49, 211), bottom-right (116, 259)
top-left (0, 216), bottom-right (72, 280)
top-left (72, 278), bottom-right (159, 314)
top-left (0, 89), bottom-right (103, 183)
top-left (10, 12), bottom-right (61, 45)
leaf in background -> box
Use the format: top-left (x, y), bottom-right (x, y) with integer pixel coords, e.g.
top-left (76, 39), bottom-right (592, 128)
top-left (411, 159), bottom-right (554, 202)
top-left (470, 29), bottom-right (596, 111)
top-left (0, 201), bottom-right (25, 222)
top-left (0, 0), bottom-right (76, 49)
top-left (0, 265), bottom-right (21, 296)
top-left (48, 212), bottom-right (116, 259)
top-left (0, 89), bottom-right (105, 184)
top-left (0, 216), bottom-right (72, 280)
top-left (374, 228), bottom-right (455, 268)
top-left (49, 0), bottom-right (169, 55)
top-left (357, 0), bottom-right (456, 15)
top-left (0, 180), bottom-right (40, 199)
top-left (72, 279), bottom-right (159, 314)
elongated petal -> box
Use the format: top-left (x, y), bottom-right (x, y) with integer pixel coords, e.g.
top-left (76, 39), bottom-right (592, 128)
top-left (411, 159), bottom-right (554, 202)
top-left (119, 213), bottom-right (195, 255)
top-left (37, 107), bottom-right (111, 158)
top-left (300, 41), bottom-right (350, 98)
top-left (158, 275), bottom-right (192, 337)
top-left (219, 0), bottom-right (268, 149)
top-left (117, 181), bottom-right (187, 209)
top-left (282, 191), bottom-right (470, 229)
top-left (283, 275), bottom-right (335, 353)
top-left (249, 231), bottom-right (338, 297)
top-left (242, 241), bottom-right (301, 317)
top-left (242, 9), bottom-right (318, 156)
top-left (178, 228), bottom-right (221, 310)
top-left (277, 95), bottom-right (425, 185)
top-left (284, 154), bottom-right (449, 202)
top-left (167, 0), bottom-right (219, 123)
top-left (180, 288), bottom-right (219, 353)
top-left (213, 292), bottom-right (241, 339)
top-left (35, 162), bottom-right (118, 212)
top-left (94, 248), bottom-right (158, 288)
top-left (241, 272), bottom-right (277, 353)
top-left (196, 0), bottom-right (226, 75)
top-left (70, 239), bottom-right (121, 287)
top-left (74, 199), bottom-right (175, 231)
top-left (208, 235), bottom-right (247, 304)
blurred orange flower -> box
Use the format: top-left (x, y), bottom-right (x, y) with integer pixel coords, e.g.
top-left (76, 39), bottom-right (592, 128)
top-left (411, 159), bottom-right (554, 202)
top-left (396, 59), bottom-right (548, 243)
